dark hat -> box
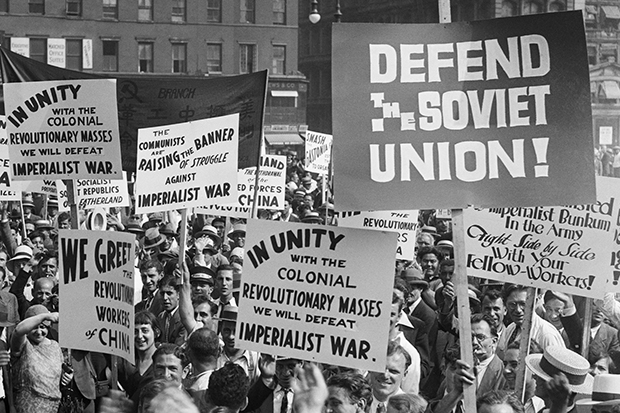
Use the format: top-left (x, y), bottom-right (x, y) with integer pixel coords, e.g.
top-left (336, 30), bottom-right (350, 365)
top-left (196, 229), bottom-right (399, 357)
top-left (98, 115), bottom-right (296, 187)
top-left (294, 189), bottom-right (306, 197)
top-left (190, 265), bottom-right (215, 285)
top-left (148, 212), bottom-right (164, 222)
top-left (401, 269), bottom-right (428, 289)
top-left (301, 211), bottom-right (323, 224)
top-left (27, 230), bottom-right (44, 241)
top-left (194, 225), bottom-right (222, 249)
top-left (301, 176), bottom-right (312, 183)
top-left (228, 223), bottom-right (246, 239)
top-left (9, 209), bottom-right (21, 220)
top-left (159, 222), bottom-right (178, 237)
top-left (47, 197), bottom-right (59, 207)
top-left (35, 219), bottom-right (54, 231)
top-left (211, 217), bottom-right (226, 226)
top-left (142, 228), bottom-right (165, 250)
top-left (21, 193), bottom-right (34, 208)
top-left (125, 222), bottom-right (145, 236)
top-left (157, 249), bottom-right (179, 263)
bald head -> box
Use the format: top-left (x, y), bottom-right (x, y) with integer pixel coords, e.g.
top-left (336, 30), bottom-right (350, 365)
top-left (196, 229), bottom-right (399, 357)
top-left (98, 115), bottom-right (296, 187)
top-left (33, 277), bottom-right (55, 306)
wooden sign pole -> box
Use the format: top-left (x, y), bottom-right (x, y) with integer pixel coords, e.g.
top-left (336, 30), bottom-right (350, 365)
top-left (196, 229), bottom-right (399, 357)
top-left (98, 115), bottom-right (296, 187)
top-left (581, 298), bottom-right (593, 358)
top-left (514, 287), bottom-right (535, 403)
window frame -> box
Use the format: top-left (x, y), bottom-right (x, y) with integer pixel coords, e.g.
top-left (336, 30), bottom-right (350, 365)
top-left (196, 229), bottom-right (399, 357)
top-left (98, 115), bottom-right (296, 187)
top-left (102, 0), bottom-right (118, 19)
top-left (240, 0), bottom-right (255, 24)
top-left (138, 42), bottom-right (154, 73)
top-left (102, 39), bottom-right (119, 72)
top-left (206, 43), bottom-right (222, 73)
top-left (66, 0), bottom-right (81, 16)
top-left (239, 43), bottom-right (256, 74)
top-left (171, 0), bottom-right (186, 23)
top-left (138, 0), bottom-right (153, 21)
top-left (65, 39), bottom-right (83, 71)
top-left (273, 0), bottom-right (285, 25)
top-left (272, 44), bottom-right (286, 75)
top-left (171, 43), bottom-right (187, 73)
top-left (29, 0), bottom-right (45, 14)
top-left (206, 0), bottom-right (221, 23)
top-left (29, 38), bottom-right (47, 63)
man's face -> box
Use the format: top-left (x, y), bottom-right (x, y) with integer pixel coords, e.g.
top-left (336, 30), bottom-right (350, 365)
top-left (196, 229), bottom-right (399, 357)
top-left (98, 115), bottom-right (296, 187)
top-left (502, 348), bottom-right (519, 388)
top-left (194, 302), bottom-right (214, 330)
top-left (471, 320), bottom-right (496, 362)
top-left (369, 352), bottom-right (407, 401)
top-left (33, 280), bottom-right (54, 305)
top-left (0, 252), bottom-right (8, 268)
top-left (216, 270), bottom-right (234, 299)
top-left (482, 296), bottom-right (506, 329)
top-left (416, 234), bottom-right (433, 249)
top-left (231, 233), bottom-right (245, 248)
top-left (326, 386), bottom-right (359, 413)
top-left (420, 253), bottom-right (439, 279)
top-left (275, 359), bottom-right (302, 389)
top-left (31, 236), bottom-right (45, 252)
top-left (141, 267), bottom-right (163, 293)
top-left (506, 290), bottom-right (527, 326)
top-left (160, 286), bottom-right (179, 312)
top-left (39, 258), bottom-right (57, 279)
top-left (543, 297), bottom-right (564, 328)
top-left (592, 304), bottom-right (606, 327)
top-left (59, 219), bottom-right (70, 230)
top-left (389, 301), bottom-right (401, 332)
top-left (439, 264), bottom-right (454, 286)
top-left (153, 354), bottom-right (183, 385)
top-left (221, 320), bottom-right (236, 349)
top-left (590, 357), bottom-right (610, 377)
top-left (191, 280), bottom-right (213, 299)
top-left (212, 222), bottom-right (225, 238)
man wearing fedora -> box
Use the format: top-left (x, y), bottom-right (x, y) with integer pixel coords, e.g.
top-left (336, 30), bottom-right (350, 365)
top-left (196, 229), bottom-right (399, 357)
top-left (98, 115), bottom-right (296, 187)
top-left (575, 374), bottom-right (620, 413)
top-left (525, 345), bottom-right (593, 413)
top-left (228, 223), bottom-right (246, 249)
top-left (20, 193), bottom-right (41, 225)
top-left (141, 227), bottom-right (167, 260)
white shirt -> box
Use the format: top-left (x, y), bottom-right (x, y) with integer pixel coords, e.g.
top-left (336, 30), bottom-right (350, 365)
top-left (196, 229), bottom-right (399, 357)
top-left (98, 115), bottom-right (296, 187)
top-left (497, 313), bottom-right (565, 359)
top-left (273, 384), bottom-right (294, 413)
top-left (370, 389), bottom-right (404, 413)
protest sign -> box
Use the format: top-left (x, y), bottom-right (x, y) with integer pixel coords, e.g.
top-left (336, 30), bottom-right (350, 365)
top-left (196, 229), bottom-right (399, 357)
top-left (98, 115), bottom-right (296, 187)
top-left (75, 173), bottom-right (130, 210)
top-left (135, 114), bottom-right (239, 214)
top-left (58, 229), bottom-right (135, 361)
top-left (0, 48), bottom-right (267, 172)
top-left (19, 179), bottom-right (58, 196)
top-left (237, 219), bottom-right (397, 370)
top-left (333, 11), bottom-right (594, 210)
top-left (338, 210), bottom-right (418, 260)
top-left (195, 205), bottom-right (251, 218)
top-left (305, 130), bottom-right (333, 175)
top-left (225, 155), bottom-right (287, 213)
top-left (57, 180), bottom-right (69, 212)
top-left (4, 79), bottom-right (123, 181)
top-left (0, 117), bottom-right (19, 201)
top-left (462, 176), bottom-right (618, 299)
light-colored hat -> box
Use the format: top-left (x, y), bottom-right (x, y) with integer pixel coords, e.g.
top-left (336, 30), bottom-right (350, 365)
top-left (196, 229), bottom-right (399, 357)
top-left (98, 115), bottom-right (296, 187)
top-left (8, 245), bottom-right (33, 275)
top-left (142, 228), bottom-right (165, 250)
top-left (230, 247), bottom-right (244, 260)
top-left (228, 223), bottom-right (246, 239)
top-left (576, 374), bottom-right (620, 406)
top-left (194, 225), bottom-right (222, 249)
top-left (525, 345), bottom-right (593, 394)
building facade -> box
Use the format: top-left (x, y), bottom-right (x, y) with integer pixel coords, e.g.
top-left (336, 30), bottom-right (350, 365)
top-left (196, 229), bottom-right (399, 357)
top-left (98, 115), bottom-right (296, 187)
top-left (0, 0), bottom-right (307, 148)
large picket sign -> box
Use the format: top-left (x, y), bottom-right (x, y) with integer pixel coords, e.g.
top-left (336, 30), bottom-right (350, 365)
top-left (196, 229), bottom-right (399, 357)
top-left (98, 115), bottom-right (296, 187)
top-left (75, 174), bottom-right (130, 210)
top-left (237, 219), bottom-right (397, 370)
top-left (135, 114), bottom-right (239, 214)
top-left (305, 130), bottom-right (333, 175)
top-left (462, 176), bottom-right (618, 298)
top-left (333, 11), bottom-right (594, 210)
top-left (4, 79), bottom-right (123, 181)
top-left (0, 117), bottom-right (19, 201)
top-left (338, 210), bottom-right (418, 260)
top-left (58, 230), bottom-right (135, 362)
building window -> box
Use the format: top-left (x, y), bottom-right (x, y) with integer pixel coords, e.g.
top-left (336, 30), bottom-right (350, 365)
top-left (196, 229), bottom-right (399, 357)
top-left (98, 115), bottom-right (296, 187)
top-left (522, 0), bottom-right (542, 14)
top-left (138, 0), bottom-right (152, 21)
top-left (66, 39), bottom-right (82, 70)
top-left (240, 0), bottom-right (255, 23)
top-left (0, 0), bottom-right (8, 13)
top-left (103, 0), bottom-right (117, 19)
top-left (29, 0), bottom-right (44, 14)
top-left (272, 45), bottom-right (285, 75)
top-left (138, 42), bottom-right (153, 72)
top-left (548, 1), bottom-right (564, 12)
top-left (206, 43), bottom-right (222, 73)
top-left (588, 45), bottom-right (598, 66)
top-left (273, 0), bottom-right (285, 24)
top-left (30, 38), bottom-right (47, 62)
top-left (172, 43), bottom-right (187, 73)
top-left (172, 0), bottom-right (185, 22)
top-left (66, 0), bottom-right (81, 15)
top-left (102, 40), bottom-right (118, 71)
top-left (500, 0), bottom-right (517, 17)
top-left (206, 0), bottom-right (221, 22)
top-left (239, 44), bottom-right (256, 74)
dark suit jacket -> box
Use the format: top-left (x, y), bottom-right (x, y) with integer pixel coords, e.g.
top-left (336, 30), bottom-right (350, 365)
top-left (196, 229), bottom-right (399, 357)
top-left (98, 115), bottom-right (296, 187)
top-left (244, 378), bottom-right (278, 413)
top-left (590, 322), bottom-right (620, 364)
top-left (135, 291), bottom-right (164, 317)
top-left (398, 314), bottom-right (431, 380)
top-left (476, 354), bottom-right (506, 397)
top-left (157, 308), bottom-right (186, 346)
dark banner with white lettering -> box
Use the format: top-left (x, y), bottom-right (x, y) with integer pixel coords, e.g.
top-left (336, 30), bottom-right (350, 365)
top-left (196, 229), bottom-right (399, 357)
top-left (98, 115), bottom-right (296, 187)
top-left (332, 11), bottom-right (594, 210)
top-left (0, 46), bottom-right (266, 172)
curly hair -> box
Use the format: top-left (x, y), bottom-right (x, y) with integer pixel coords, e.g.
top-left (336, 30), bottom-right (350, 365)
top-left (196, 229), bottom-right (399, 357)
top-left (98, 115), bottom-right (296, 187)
top-left (187, 327), bottom-right (220, 363)
top-left (207, 362), bottom-right (250, 411)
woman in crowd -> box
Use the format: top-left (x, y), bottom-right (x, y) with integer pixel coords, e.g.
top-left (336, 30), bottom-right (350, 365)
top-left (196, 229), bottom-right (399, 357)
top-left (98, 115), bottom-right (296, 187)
top-left (11, 304), bottom-right (63, 413)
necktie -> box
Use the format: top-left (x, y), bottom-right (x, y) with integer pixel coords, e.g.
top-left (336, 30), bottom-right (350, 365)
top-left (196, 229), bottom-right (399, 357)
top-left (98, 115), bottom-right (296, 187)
top-left (377, 403), bottom-right (386, 413)
top-left (508, 324), bottom-right (521, 345)
top-left (163, 312), bottom-right (171, 341)
top-left (280, 389), bottom-right (289, 413)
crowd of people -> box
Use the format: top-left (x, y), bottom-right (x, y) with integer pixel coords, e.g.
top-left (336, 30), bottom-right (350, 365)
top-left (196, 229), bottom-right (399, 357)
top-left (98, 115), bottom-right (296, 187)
top-left (0, 152), bottom-right (614, 413)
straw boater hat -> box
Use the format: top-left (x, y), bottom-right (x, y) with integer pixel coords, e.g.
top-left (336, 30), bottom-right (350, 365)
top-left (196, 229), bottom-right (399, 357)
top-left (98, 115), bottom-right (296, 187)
top-left (525, 345), bottom-right (594, 394)
top-left (142, 227), bottom-right (166, 250)
top-left (21, 193), bottom-right (34, 208)
top-left (35, 219), bottom-right (54, 231)
top-left (301, 211), bottom-right (323, 224)
top-left (227, 223), bottom-right (246, 239)
top-left (217, 304), bottom-right (238, 324)
top-left (576, 374), bottom-right (620, 406)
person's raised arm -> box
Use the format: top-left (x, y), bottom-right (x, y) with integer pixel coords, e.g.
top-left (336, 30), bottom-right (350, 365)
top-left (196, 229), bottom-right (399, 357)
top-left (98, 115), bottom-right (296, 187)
top-left (178, 261), bottom-right (197, 334)
top-left (11, 311), bottom-right (58, 354)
